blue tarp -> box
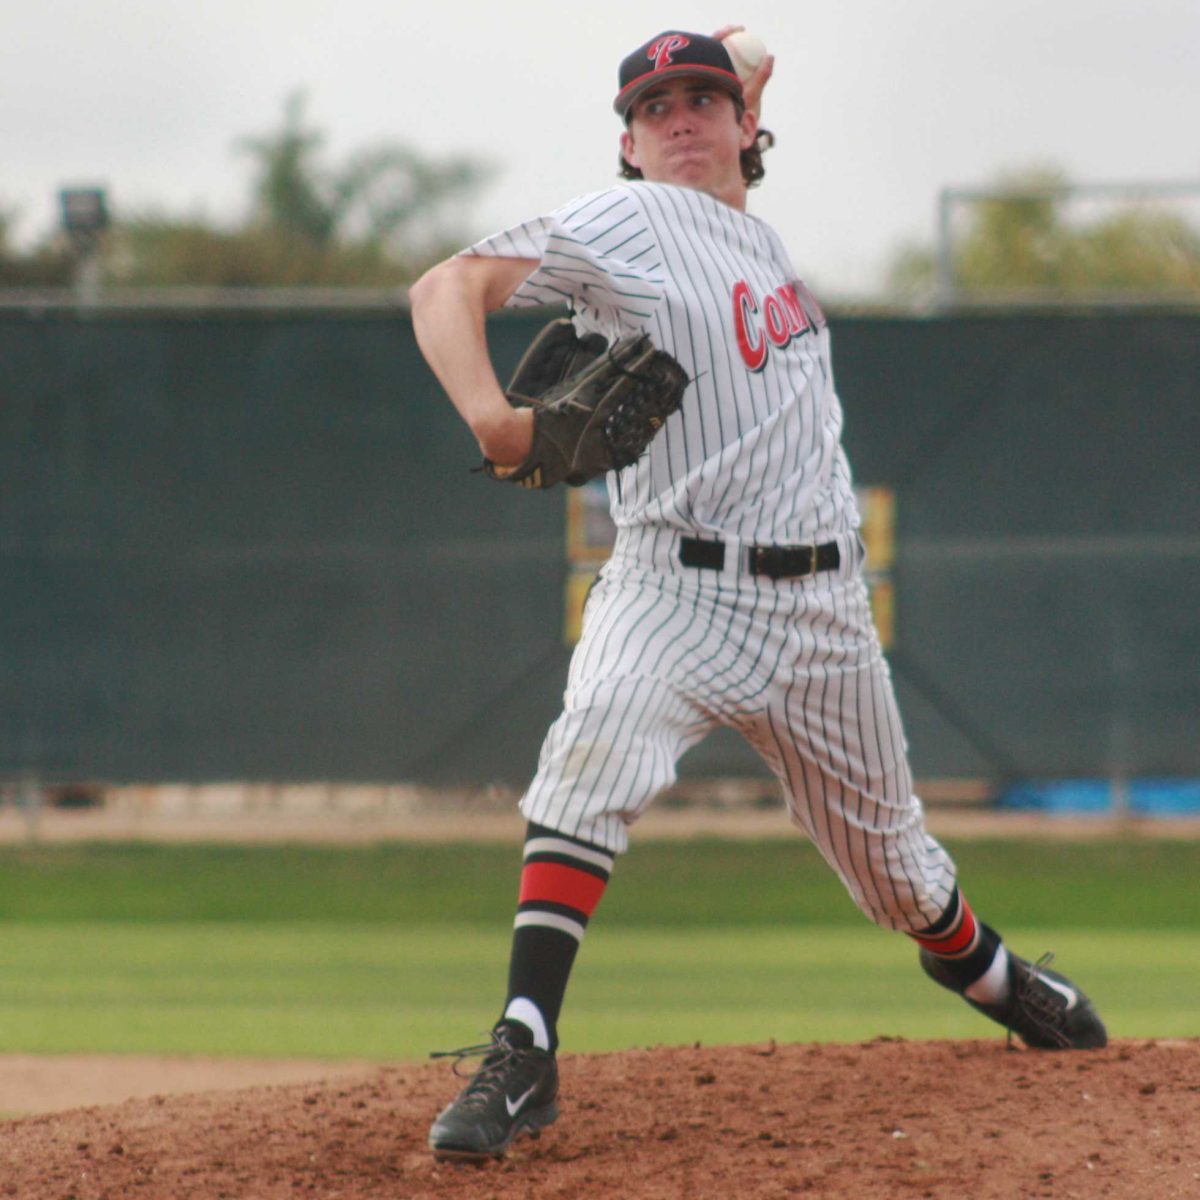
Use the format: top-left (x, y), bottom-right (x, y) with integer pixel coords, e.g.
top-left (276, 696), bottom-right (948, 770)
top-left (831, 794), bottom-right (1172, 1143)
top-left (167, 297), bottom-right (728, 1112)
top-left (998, 779), bottom-right (1200, 817)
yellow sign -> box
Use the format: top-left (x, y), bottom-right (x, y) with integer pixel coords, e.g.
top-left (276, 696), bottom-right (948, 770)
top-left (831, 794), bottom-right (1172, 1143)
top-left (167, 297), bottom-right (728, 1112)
top-left (564, 480), bottom-right (616, 643)
top-left (856, 486), bottom-right (896, 649)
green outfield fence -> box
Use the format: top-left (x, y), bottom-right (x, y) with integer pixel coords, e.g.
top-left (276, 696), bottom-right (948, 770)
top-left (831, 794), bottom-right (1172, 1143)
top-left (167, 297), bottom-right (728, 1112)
top-left (1, 293), bottom-right (1197, 803)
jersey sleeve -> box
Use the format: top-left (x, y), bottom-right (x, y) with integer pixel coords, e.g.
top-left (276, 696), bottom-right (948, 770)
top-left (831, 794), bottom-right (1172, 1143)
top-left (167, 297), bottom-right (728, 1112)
top-left (459, 186), bottom-right (665, 335)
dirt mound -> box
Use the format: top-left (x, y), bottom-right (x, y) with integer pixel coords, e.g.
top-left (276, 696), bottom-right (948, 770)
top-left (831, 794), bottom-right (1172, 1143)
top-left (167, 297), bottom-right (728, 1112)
top-left (3, 1039), bottom-right (1198, 1199)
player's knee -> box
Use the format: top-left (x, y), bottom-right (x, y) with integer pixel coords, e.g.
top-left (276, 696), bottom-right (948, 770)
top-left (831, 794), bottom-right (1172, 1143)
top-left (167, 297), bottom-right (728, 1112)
top-left (855, 885), bottom-right (946, 934)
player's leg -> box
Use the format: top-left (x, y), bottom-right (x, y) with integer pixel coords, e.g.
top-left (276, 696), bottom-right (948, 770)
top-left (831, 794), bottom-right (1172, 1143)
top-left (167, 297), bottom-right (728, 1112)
top-left (429, 578), bottom-right (719, 1159)
top-left (508, 668), bottom-right (713, 1033)
top-left (426, 821), bottom-right (612, 1161)
top-left (752, 573), bottom-right (1105, 1049)
top-left (429, 682), bottom-right (711, 1161)
top-left (913, 892), bottom-right (1107, 1049)
top-left (745, 572), bottom-right (956, 928)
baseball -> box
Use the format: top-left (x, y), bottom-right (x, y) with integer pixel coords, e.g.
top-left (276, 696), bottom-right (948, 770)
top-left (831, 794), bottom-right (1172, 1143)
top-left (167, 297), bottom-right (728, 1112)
top-left (722, 30), bottom-right (767, 83)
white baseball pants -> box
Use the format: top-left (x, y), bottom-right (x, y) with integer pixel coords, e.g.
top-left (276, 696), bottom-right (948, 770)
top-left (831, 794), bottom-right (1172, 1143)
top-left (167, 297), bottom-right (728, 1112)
top-left (520, 529), bottom-right (958, 933)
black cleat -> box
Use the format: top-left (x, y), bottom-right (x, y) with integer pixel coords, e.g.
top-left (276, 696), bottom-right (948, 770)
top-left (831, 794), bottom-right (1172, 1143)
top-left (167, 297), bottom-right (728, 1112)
top-left (428, 1022), bottom-right (559, 1162)
top-left (920, 946), bottom-right (1108, 1049)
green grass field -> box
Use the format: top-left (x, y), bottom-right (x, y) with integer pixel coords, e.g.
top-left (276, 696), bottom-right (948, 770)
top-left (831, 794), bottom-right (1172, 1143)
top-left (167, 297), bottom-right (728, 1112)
top-left (1, 839), bottom-right (1196, 1058)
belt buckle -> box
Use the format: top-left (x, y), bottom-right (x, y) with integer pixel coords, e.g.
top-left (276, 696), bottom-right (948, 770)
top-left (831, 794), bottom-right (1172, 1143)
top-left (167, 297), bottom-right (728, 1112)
top-left (750, 542), bottom-right (818, 580)
top-left (795, 541), bottom-right (819, 580)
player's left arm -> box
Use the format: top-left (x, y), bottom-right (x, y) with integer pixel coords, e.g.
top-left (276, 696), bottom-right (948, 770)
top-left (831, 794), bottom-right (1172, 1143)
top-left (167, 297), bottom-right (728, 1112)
top-left (409, 254), bottom-right (540, 467)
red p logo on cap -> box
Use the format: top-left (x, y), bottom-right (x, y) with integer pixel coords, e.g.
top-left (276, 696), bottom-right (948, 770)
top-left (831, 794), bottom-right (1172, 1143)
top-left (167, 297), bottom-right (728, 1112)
top-left (647, 34), bottom-right (690, 70)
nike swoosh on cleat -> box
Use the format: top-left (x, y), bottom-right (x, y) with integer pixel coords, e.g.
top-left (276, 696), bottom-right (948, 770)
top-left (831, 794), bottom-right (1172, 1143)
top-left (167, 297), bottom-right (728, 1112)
top-left (506, 1083), bottom-right (538, 1118)
top-left (1037, 973), bottom-right (1079, 1009)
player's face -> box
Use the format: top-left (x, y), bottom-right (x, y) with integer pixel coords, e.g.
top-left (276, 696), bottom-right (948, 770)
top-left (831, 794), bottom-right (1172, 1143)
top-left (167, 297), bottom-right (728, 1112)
top-left (621, 79), bottom-right (758, 208)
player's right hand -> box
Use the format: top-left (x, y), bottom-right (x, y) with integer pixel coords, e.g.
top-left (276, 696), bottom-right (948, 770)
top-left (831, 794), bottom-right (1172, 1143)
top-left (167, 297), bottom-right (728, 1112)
top-left (741, 53), bottom-right (774, 120)
top-left (711, 25), bottom-right (774, 120)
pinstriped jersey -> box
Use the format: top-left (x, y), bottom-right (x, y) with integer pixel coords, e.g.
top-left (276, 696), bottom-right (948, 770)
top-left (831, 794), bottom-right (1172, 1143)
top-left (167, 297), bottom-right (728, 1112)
top-left (462, 180), bottom-right (860, 545)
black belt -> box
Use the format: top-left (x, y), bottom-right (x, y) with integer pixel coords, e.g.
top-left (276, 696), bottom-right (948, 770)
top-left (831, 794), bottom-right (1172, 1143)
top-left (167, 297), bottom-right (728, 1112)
top-left (679, 535), bottom-right (840, 580)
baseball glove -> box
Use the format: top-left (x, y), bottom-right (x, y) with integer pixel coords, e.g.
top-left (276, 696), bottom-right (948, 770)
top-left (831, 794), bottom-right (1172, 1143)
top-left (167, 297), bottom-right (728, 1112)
top-left (483, 318), bottom-right (688, 488)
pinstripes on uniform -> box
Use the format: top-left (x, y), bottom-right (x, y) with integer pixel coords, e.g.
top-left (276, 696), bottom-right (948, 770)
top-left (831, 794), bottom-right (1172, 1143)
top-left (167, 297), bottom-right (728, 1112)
top-left (464, 180), bottom-right (959, 935)
top-left (462, 182), bottom-right (858, 547)
top-left (521, 540), bottom-right (956, 932)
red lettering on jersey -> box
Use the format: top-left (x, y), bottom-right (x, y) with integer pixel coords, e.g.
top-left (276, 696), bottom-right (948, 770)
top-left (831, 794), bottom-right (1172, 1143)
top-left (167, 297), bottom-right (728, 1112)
top-left (763, 294), bottom-right (790, 347)
top-left (648, 34), bottom-right (690, 70)
top-left (732, 278), bottom-right (823, 370)
top-left (776, 283), bottom-right (810, 336)
top-left (732, 280), bottom-right (767, 371)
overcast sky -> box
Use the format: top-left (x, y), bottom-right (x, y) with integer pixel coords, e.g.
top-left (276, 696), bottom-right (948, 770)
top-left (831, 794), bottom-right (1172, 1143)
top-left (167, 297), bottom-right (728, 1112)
top-left (4, 0), bottom-right (1198, 295)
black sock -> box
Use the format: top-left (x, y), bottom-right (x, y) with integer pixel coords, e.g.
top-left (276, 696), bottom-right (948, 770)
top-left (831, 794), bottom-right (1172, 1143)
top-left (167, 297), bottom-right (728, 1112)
top-left (910, 888), bottom-right (1004, 988)
top-left (499, 822), bottom-right (613, 1052)
top-left (938, 921), bottom-right (1004, 988)
top-left (505, 925), bottom-right (581, 1051)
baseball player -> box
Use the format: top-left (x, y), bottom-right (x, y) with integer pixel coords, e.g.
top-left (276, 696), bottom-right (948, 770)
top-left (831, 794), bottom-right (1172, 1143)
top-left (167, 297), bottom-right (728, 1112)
top-left (410, 29), bottom-right (1107, 1163)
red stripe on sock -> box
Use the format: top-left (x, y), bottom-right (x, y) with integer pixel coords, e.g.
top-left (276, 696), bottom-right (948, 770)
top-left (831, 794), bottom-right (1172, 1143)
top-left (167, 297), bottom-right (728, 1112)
top-left (912, 899), bottom-right (979, 956)
top-left (519, 861), bottom-right (607, 917)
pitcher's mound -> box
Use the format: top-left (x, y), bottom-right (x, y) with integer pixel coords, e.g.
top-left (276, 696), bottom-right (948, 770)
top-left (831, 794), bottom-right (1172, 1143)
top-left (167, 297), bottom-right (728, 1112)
top-left (4, 1038), bottom-right (1198, 1199)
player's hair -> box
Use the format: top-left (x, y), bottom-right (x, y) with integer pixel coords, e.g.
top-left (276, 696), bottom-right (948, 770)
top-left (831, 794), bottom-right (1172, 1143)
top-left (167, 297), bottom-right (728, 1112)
top-left (618, 98), bottom-right (775, 189)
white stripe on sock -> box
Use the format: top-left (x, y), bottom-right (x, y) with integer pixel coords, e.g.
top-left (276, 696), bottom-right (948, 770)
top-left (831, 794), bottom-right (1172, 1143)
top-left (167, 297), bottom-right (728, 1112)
top-left (965, 945), bottom-right (1011, 1005)
top-left (513, 909), bottom-right (586, 942)
top-left (504, 997), bottom-right (551, 1051)
top-left (523, 837), bottom-right (614, 873)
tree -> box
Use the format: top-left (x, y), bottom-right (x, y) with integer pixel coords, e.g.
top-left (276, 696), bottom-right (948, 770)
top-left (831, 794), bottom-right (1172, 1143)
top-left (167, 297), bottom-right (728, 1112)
top-left (110, 91), bottom-right (494, 287)
top-left (887, 166), bottom-right (1200, 301)
top-left (238, 92), bottom-right (491, 261)
top-left (238, 92), bottom-right (338, 247)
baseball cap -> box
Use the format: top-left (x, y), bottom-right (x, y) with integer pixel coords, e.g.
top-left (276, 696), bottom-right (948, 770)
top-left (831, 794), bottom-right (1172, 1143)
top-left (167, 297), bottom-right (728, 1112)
top-left (613, 31), bottom-right (744, 119)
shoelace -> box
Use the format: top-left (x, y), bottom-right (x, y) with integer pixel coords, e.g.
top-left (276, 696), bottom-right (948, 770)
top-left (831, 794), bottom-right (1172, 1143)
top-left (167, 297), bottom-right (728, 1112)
top-left (1008, 952), bottom-right (1072, 1049)
top-left (430, 1030), bottom-right (528, 1108)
